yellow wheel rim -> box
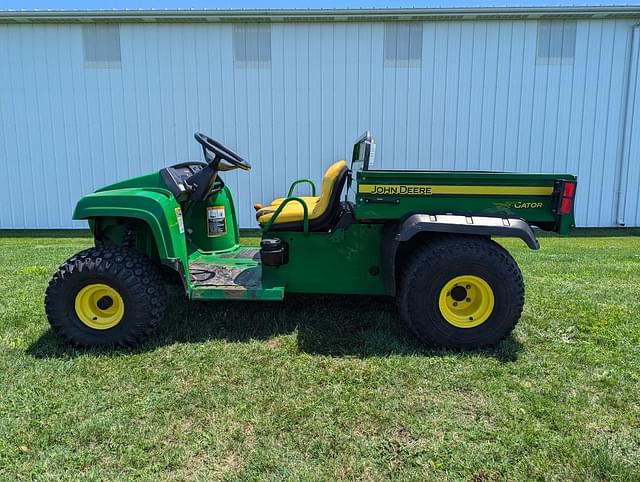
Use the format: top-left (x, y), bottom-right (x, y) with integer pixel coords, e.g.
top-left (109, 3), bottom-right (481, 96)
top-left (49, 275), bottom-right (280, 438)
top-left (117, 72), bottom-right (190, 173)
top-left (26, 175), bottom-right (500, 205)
top-left (438, 275), bottom-right (495, 328)
top-left (74, 283), bottom-right (124, 330)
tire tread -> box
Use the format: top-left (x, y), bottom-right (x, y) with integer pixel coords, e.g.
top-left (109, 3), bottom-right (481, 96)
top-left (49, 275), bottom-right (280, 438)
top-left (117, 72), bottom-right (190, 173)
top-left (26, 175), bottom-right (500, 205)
top-left (397, 235), bottom-right (524, 349)
top-left (45, 245), bottom-right (167, 348)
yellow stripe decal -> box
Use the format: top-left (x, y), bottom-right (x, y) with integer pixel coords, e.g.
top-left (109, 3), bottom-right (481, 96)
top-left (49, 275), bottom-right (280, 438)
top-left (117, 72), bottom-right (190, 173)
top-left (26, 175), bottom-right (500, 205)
top-left (357, 184), bottom-right (554, 196)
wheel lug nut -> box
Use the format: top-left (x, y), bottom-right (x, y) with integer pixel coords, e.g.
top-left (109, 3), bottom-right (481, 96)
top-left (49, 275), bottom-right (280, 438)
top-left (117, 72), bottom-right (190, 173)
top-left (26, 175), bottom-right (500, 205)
top-left (469, 317), bottom-right (473, 321)
top-left (453, 302), bottom-right (458, 307)
top-left (466, 285), bottom-right (471, 289)
top-left (466, 298), bottom-right (471, 302)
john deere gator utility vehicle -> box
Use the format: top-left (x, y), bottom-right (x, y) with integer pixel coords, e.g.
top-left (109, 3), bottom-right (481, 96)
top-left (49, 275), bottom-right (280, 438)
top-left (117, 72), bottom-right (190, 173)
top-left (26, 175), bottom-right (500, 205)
top-left (46, 132), bottom-right (577, 349)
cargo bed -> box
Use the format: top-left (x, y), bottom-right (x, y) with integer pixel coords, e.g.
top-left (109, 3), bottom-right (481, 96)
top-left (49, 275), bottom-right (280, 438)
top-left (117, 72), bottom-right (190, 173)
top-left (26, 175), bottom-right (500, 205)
top-left (354, 170), bottom-right (577, 234)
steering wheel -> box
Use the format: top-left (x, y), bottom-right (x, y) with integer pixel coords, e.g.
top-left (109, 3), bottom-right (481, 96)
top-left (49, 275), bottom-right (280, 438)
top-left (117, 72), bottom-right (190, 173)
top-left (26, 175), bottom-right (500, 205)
top-left (194, 133), bottom-right (252, 171)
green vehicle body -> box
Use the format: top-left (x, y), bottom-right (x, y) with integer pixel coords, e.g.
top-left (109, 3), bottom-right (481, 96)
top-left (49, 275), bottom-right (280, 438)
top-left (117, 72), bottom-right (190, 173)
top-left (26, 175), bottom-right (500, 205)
top-left (73, 153), bottom-right (576, 302)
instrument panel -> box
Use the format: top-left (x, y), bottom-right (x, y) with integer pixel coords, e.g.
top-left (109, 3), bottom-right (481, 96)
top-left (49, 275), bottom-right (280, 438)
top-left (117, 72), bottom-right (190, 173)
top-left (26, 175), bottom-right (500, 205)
top-left (160, 162), bottom-right (207, 199)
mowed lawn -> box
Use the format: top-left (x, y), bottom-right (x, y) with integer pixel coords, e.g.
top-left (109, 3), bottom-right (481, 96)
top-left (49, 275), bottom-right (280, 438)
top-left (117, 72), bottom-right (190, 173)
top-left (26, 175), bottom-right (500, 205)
top-left (0, 231), bottom-right (639, 480)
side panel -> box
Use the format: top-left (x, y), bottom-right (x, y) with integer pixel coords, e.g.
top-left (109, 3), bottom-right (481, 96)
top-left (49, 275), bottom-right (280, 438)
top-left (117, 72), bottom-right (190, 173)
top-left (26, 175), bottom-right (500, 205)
top-left (355, 170), bottom-right (577, 230)
top-left (262, 223), bottom-right (386, 295)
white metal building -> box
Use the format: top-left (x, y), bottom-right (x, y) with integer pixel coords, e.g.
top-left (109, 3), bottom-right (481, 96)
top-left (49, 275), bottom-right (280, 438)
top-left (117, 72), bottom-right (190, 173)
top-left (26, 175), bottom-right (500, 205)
top-left (1, 6), bottom-right (639, 228)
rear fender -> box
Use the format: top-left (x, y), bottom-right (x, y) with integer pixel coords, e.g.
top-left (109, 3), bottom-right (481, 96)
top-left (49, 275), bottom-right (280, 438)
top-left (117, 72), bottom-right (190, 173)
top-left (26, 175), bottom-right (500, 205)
top-left (381, 213), bottom-right (539, 295)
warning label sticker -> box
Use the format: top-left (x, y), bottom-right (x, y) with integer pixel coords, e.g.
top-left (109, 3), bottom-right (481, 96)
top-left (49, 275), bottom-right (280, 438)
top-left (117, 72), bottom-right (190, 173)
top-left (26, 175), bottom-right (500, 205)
top-left (207, 206), bottom-right (227, 237)
top-left (175, 207), bottom-right (185, 234)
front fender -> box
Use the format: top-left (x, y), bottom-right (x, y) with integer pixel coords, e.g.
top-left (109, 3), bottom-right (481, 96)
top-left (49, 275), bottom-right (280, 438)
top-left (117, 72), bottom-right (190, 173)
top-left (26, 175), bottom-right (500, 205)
top-left (73, 188), bottom-right (187, 263)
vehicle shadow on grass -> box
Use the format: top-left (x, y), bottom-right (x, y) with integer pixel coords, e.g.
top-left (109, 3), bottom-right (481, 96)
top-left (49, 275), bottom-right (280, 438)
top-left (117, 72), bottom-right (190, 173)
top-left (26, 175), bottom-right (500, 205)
top-left (27, 293), bottom-right (522, 362)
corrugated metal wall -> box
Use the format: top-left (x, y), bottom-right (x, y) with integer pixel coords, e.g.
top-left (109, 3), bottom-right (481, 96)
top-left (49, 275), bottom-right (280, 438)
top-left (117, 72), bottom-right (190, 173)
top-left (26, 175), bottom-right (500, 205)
top-left (1, 18), bottom-right (638, 228)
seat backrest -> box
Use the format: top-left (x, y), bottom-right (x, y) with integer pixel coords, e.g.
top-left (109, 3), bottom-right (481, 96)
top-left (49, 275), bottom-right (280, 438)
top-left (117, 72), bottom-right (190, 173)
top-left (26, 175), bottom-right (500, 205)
top-left (311, 160), bottom-right (347, 218)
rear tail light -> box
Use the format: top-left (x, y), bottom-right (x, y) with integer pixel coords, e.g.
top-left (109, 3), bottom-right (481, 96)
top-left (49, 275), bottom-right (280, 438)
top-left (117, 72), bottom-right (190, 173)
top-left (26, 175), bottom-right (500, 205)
top-left (558, 180), bottom-right (576, 215)
top-left (562, 181), bottom-right (576, 198)
top-left (559, 197), bottom-right (573, 215)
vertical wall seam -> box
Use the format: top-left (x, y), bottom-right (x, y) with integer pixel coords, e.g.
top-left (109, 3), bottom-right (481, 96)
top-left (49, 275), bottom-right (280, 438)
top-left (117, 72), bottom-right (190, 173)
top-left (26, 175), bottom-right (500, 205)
top-left (575, 20), bottom-right (590, 224)
top-left (616, 24), bottom-right (640, 225)
top-left (465, 21), bottom-right (476, 170)
top-left (514, 22), bottom-right (526, 170)
top-left (585, 23), bottom-right (604, 224)
top-left (598, 24), bottom-right (618, 224)
top-left (480, 23), bottom-right (488, 168)
top-left (564, 21), bottom-right (578, 173)
top-left (453, 22), bottom-right (462, 166)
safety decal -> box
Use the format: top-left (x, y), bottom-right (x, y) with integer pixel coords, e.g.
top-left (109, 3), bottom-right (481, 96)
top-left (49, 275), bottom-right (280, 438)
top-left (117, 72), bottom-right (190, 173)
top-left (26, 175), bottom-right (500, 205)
top-left (207, 206), bottom-right (227, 237)
top-left (175, 207), bottom-right (185, 234)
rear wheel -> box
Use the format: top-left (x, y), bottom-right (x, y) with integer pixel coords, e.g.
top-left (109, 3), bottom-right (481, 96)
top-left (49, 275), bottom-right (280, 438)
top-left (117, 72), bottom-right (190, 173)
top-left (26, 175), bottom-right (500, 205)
top-left (45, 245), bottom-right (167, 348)
top-left (397, 236), bottom-right (524, 349)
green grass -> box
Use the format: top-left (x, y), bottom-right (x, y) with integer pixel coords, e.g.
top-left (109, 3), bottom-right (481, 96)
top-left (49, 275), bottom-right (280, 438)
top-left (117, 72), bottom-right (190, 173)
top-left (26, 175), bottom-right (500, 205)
top-left (0, 233), bottom-right (639, 480)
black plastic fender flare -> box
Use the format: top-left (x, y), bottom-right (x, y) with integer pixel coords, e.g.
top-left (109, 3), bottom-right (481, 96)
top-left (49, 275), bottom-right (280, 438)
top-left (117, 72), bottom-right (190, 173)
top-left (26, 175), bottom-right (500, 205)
top-left (381, 213), bottom-right (539, 295)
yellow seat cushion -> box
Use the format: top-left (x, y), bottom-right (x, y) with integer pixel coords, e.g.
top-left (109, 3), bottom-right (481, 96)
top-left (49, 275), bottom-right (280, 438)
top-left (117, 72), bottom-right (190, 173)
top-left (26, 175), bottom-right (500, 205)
top-left (256, 202), bottom-right (308, 224)
top-left (270, 196), bottom-right (319, 206)
top-left (257, 160), bottom-right (347, 226)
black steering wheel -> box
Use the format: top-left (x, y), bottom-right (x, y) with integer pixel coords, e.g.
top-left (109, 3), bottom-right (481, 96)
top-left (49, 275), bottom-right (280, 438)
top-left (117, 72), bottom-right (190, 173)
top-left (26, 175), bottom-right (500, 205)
top-left (194, 133), bottom-right (252, 171)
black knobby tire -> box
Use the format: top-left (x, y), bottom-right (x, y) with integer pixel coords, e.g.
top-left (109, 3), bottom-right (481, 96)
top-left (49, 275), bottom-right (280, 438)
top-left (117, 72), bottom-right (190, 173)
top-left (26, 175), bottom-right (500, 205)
top-left (397, 235), bottom-right (524, 349)
top-left (45, 245), bottom-right (167, 348)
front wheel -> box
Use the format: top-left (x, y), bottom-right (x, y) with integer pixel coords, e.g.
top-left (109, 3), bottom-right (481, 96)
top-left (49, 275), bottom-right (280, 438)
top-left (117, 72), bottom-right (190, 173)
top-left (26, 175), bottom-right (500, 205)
top-left (45, 245), bottom-right (167, 348)
top-left (397, 236), bottom-right (524, 349)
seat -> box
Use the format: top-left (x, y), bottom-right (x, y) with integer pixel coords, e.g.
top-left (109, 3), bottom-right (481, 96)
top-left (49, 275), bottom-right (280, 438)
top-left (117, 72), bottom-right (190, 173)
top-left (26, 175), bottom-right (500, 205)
top-left (256, 160), bottom-right (348, 231)
top-left (269, 195), bottom-right (319, 206)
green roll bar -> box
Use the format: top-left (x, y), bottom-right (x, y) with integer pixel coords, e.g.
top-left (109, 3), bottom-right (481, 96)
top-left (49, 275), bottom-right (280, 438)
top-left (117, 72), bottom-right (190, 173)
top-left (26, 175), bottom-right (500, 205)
top-left (287, 179), bottom-right (317, 197)
top-left (261, 196), bottom-right (309, 234)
